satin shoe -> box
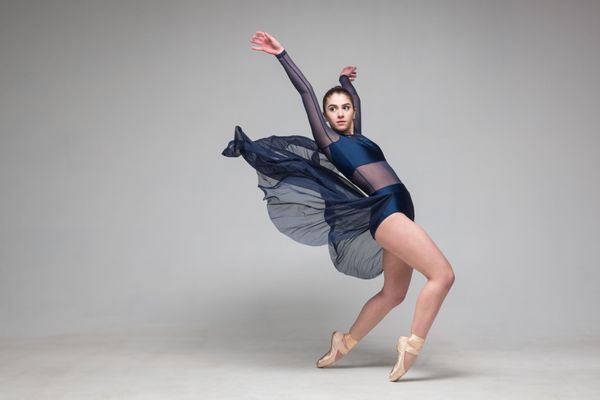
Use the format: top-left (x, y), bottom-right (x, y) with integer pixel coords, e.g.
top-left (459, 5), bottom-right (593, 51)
top-left (389, 333), bottom-right (425, 381)
top-left (316, 331), bottom-right (358, 368)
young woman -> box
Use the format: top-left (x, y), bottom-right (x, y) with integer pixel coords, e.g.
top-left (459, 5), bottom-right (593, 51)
top-left (222, 31), bottom-right (455, 381)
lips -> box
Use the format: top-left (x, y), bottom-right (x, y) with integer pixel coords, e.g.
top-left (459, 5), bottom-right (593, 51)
top-left (336, 121), bottom-right (345, 124)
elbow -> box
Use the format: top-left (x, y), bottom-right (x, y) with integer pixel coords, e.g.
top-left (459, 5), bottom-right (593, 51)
top-left (297, 83), bottom-right (313, 96)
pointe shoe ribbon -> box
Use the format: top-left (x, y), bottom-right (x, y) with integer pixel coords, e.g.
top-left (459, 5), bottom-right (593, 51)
top-left (316, 331), bottom-right (357, 368)
top-left (389, 333), bottom-right (425, 381)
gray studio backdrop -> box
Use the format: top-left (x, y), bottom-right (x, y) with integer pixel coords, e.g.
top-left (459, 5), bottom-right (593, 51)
top-left (1, 0), bottom-right (598, 345)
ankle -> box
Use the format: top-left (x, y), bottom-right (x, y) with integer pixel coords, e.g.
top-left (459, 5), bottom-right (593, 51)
top-left (343, 332), bottom-right (358, 349)
top-left (409, 333), bottom-right (425, 342)
top-left (407, 333), bottom-right (425, 352)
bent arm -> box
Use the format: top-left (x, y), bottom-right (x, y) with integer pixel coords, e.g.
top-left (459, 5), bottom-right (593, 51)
top-left (339, 74), bottom-right (361, 134)
top-left (275, 49), bottom-right (340, 149)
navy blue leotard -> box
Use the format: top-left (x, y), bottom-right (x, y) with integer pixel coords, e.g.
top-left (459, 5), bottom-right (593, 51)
top-left (275, 49), bottom-right (414, 238)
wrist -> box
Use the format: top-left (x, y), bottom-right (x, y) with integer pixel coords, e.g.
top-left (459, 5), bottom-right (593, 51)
top-left (275, 48), bottom-right (286, 58)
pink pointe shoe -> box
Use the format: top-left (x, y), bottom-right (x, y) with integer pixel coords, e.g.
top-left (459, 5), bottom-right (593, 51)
top-left (316, 331), bottom-right (358, 368)
top-left (389, 333), bottom-right (425, 381)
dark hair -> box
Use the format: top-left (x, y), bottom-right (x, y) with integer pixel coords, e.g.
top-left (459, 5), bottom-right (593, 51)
top-left (322, 86), bottom-right (354, 113)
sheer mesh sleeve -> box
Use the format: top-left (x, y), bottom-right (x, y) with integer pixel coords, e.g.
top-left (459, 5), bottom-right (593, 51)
top-left (275, 49), bottom-right (341, 151)
top-left (339, 74), bottom-right (361, 135)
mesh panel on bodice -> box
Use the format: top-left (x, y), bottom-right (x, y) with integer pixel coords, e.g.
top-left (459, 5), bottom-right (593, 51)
top-left (276, 49), bottom-right (402, 195)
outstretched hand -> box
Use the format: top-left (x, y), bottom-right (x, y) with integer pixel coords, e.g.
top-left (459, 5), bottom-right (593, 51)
top-left (340, 66), bottom-right (357, 81)
top-left (250, 31), bottom-right (284, 55)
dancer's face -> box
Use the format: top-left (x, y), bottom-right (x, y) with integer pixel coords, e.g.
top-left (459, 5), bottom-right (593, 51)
top-left (323, 93), bottom-right (355, 135)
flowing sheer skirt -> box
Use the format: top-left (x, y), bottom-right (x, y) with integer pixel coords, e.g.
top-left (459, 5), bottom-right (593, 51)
top-left (221, 125), bottom-right (410, 279)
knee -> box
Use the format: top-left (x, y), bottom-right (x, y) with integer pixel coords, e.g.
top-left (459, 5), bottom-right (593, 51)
top-left (381, 290), bottom-right (406, 307)
top-left (439, 265), bottom-right (455, 290)
top-left (429, 261), bottom-right (455, 290)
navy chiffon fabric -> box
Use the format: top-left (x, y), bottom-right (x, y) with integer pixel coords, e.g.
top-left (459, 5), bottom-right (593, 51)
top-left (222, 125), bottom-right (416, 280)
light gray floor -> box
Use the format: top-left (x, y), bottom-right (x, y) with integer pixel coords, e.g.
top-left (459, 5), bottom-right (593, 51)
top-left (1, 327), bottom-right (599, 399)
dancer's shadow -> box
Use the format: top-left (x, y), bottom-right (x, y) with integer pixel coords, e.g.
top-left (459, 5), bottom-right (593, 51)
top-left (199, 293), bottom-right (472, 381)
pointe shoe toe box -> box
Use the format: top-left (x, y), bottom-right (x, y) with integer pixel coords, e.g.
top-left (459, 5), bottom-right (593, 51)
top-left (316, 331), bottom-right (354, 368)
top-left (389, 334), bottom-right (425, 381)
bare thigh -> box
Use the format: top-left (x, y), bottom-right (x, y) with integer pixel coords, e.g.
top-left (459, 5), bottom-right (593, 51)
top-left (382, 248), bottom-right (414, 301)
top-left (374, 212), bottom-right (453, 280)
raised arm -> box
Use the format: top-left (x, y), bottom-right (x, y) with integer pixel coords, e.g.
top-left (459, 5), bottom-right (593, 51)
top-left (275, 49), bottom-right (342, 148)
top-left (250, 31), bottom-right (340, 150)
top-left (338, 66), bottom-right (361, 135)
